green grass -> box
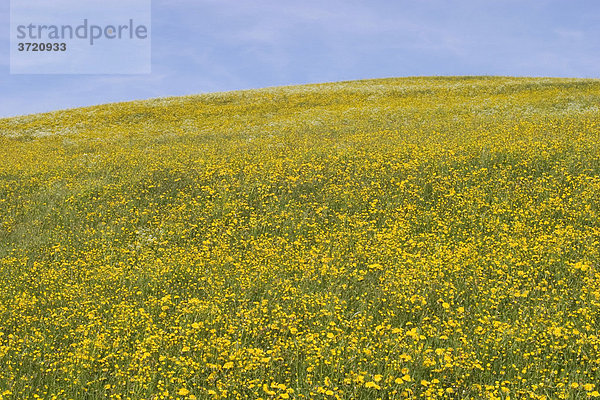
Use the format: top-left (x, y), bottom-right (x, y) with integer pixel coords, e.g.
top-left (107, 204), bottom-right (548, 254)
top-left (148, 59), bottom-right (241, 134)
top-left (0, 77), bottom-right (600, 399)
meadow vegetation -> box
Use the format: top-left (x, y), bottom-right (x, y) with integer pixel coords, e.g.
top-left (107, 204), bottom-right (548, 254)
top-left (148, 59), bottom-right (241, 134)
top-left (1, 77), bottom-right (600, 399)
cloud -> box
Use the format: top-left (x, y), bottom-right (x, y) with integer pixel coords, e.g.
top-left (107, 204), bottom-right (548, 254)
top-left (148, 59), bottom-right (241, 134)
top-left (2, 0), bottom-right (600, 117)
top-left (0, 0), bottom-right (9, 66)
top-left (554, 29), bottom-right (585, 40)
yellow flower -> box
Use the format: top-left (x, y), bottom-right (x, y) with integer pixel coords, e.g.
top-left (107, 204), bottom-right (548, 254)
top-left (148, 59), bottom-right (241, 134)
top-left (365, 382), bottom-right (381, 390)
top-left (177, 388), bottom-right (189, 396)
top-left (263, 384), bottom-right (276, 396)
top-left (584, 384), bottom-right (596, 392)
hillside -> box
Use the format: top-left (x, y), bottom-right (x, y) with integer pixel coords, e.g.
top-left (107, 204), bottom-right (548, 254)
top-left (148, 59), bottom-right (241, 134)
top-left (1, 77), bottom-right (600, 399)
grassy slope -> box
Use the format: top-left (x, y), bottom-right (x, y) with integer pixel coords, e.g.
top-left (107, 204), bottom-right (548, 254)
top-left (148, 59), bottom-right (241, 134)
top-left (1, 77), bottom-right (600, 399)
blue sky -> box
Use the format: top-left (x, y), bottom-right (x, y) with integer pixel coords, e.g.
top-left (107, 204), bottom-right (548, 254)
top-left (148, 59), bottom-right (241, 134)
top-left (1, 0), bottom-right (599, 118)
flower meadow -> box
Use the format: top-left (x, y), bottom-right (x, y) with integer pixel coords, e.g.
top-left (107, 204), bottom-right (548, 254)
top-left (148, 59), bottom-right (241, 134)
top-left (1, 77), bottom-right (600, 399)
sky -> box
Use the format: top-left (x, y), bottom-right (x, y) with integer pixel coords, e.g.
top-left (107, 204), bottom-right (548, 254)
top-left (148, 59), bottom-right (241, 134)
top-left (1, 0), bottom-right (599, 118)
